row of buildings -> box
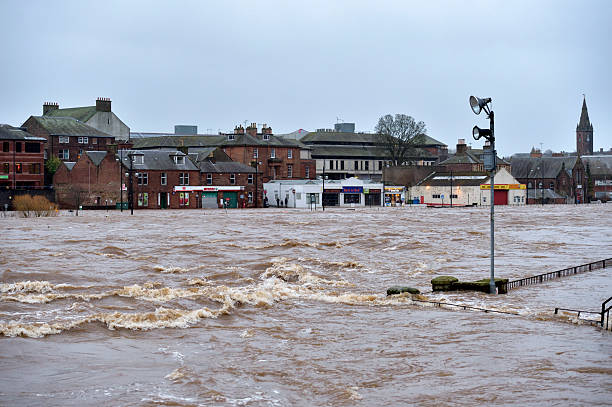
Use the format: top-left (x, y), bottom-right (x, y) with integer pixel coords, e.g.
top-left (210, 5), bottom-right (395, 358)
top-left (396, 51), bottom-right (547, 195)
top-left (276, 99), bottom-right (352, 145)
top-left (1, 97), bottom-right (610, 210)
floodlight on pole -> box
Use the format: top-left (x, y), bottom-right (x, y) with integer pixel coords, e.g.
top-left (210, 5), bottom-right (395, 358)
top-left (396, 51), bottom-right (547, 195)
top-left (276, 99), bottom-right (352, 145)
top-left (470, 96), bottom-right (492, 116)
top-left (469, 95), bottom-right (497, 295)
top-left (472, 126), bottom-right (492, 141)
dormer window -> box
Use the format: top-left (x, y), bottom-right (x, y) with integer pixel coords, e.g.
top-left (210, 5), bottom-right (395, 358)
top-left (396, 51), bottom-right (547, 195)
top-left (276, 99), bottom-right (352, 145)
top-left (173, 155), bottom-right (185, 165)
top-left (133, 155), bottom-right (144, 165)
top-left (228, 134), bottom-right (235, 141)
top-left (263, 134), bottom-right (270, 141)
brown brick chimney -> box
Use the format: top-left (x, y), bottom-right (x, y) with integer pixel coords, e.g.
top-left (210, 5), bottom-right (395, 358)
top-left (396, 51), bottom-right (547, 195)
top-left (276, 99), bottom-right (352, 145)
top-left (234, 125), bottom-right (245, 134)
top-left (262, 124), bottom-right (273, 135)
top-left (530, 147), bottom-right (542, 158)
top-left (43, 102), bottom-right (59, 115)
top-left (96, 97), bottom-right (111, 112)
top-left (456, 138), bottom-right (467, 155)
top-left (246, 122), bottom-right (257, 138)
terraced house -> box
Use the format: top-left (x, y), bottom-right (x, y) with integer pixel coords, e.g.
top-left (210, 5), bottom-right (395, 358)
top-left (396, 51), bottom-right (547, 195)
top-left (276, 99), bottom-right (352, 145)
top-left (131, 123), bottom-right (315, 183)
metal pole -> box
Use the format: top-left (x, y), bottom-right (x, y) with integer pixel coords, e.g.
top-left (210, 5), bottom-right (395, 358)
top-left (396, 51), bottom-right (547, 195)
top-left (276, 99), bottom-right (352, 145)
top-left (128, 153), bottom-right (134, 215)
top-left (489, 111), bottom-right (496, 295)
top-left (450, 170), bottom-right (453, 208)
top-left (120, 149), bottom-right (123, 212)
top-left (322, 161), bottom-right (325, 211)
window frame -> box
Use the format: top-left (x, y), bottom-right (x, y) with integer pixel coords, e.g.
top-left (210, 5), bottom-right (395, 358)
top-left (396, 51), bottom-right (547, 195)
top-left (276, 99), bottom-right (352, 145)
top-left (160, 172), bottom-right (167, 185)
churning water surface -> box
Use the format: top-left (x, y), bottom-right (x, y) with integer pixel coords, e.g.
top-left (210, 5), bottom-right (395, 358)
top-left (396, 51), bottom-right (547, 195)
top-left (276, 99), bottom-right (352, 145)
top-left (1, 205), bottom-right (611, 406)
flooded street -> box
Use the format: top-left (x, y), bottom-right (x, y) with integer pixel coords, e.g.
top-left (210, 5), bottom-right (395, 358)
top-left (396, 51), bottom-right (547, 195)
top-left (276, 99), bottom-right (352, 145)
top-left (1, 204), bottom-right (611, 406)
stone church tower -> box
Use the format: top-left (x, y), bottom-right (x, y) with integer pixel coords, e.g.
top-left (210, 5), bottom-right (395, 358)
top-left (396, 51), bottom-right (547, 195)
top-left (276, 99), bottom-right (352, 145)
top-left (576, 96), bottom-right (593, 156)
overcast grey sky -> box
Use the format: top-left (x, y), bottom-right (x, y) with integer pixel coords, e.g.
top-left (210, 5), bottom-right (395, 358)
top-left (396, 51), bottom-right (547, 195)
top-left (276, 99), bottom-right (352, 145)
top-left (1, 0), bottom-right (610, 155)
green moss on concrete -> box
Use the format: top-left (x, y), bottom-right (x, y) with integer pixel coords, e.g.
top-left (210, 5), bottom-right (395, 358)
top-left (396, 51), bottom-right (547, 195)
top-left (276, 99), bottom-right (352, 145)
top-left (387, 286), bottom-right (420, 296)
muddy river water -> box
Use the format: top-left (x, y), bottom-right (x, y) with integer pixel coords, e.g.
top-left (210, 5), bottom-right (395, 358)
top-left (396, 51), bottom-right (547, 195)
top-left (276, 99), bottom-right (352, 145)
top-left (1, 204), bottom-right (611, 406)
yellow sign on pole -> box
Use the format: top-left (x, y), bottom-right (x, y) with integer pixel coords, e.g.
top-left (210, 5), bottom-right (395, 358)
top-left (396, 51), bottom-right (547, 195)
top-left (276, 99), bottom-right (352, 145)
top-left (480, 184), bottom-right (526, 190)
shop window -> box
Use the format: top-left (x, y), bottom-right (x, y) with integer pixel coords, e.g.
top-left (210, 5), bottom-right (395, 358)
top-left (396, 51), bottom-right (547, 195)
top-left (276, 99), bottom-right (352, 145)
top-left (161, 173), bottom-right (167, 185)
top-left (344, 194), bottom-right (361, 204)
top-left (248, 174), bottom-right (253, 184)
top-left (230, 174), bottom-right (236, 184)
top-left (15, 163), bottom-right (22, 173)
top-left (2, 163), bottom-right (9, 173)
top-left (179, 192), bottom-right (190, 207)
top-left (25, 143), bottom-right (40, 153)
top-left (138, 192), bottom-right (149, 207)
top-left (207, 173), bottom-right (212, 185)
top-left (138, 172), bottom-right (148, 185)
top-left (179, 172), bottom-right (189, 185)
top-left (287, 165), bottom-right (293, 178)
top-left (59, 136), bottom-right (69, 144)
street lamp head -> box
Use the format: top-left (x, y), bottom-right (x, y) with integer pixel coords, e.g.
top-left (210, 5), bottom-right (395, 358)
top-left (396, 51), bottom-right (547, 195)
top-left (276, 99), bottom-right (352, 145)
top-left (469, 96), bottom-right (492, 115)
top-left (472, 125), bottom-right (492, 141)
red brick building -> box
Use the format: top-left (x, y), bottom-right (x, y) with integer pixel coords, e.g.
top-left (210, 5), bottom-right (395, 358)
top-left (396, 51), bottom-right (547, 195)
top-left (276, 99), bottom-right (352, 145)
top-left (131, 123), bottom-right (316, 184)
top-left (0, 124), bottom-right (46, 189)
top-left (22, 115), bottom-right (115, 162)
top-left (53, 147), bottom-right (262, 209)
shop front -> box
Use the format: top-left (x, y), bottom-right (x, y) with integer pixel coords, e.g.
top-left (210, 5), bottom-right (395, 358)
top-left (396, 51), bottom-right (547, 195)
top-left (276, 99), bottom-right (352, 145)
top-left (173, 186), bottom-right (245, 208)
top-left (384, 186), bottom-right (404, 206)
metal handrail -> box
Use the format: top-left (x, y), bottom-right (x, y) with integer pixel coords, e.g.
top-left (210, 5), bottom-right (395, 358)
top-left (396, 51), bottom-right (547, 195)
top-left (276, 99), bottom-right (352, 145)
top-left (601, 296), bottom-right (612, 330)
top-left (504, 258), bottom-right (611, 291)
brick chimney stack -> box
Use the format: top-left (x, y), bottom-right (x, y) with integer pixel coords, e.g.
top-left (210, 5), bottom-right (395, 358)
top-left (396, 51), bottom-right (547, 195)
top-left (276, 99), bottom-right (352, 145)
top-left (234, 125), bottom-right (245, 134)
top-left (262, 124), bottom-right (273, 135)
top-left (456, 138), bottom-right (467, 155)
top-left (96, 97), bottom-right (111, 112)
top-left (530, 147), bottom-right (542, 158)
top-left (246, 122), bottom-right (257, 138)
top-left (43, 102), bottom-right (59, 115)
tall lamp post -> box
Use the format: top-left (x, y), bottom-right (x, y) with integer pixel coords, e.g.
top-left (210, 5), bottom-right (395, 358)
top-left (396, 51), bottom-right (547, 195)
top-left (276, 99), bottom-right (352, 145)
top-left (470, 95), bottom-right (497, 295)
top-left (126, 152), bottom-right (143, 216)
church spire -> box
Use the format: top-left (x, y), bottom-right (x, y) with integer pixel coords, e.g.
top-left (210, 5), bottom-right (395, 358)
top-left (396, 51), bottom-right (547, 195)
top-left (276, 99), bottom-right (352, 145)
top-left (577, 95), bottom-right (592, 131)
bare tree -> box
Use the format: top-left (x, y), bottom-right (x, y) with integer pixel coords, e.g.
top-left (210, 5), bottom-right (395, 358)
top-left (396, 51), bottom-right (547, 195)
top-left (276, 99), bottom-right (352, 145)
top-left (375, 114), bottom-right (427, 166)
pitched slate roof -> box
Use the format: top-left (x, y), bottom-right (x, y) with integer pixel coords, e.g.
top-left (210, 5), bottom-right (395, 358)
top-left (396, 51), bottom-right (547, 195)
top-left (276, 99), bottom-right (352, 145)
top-left (416, 171), bottom-right (490, 187)
top-left (195, 160), bottom-right (256, 174)
top-left (0, 124), bottom-right (46, 141)
top-left (300, 131), bottom-right (447, 147)
top-left (581, 155), bottom-right (612, 176)
top-left (44, 106), bottom-right (97, 122)
top-left (116, 150), bottom-right (198, 171)
top-left (31, 116), bottom-right (113, 138)
top-left (439, 150), bottom-right (481, 165)
top-left (131, 133), bottom-right (306, 149)
top-left (86, 151), bottom-right (108, 166)
top-left (510, 156), bottom-right (579, 179)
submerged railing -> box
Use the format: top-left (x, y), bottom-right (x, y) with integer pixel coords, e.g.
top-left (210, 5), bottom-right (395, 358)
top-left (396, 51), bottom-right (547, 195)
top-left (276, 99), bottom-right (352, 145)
top-left (504, 258), bottom-right (611, 291)
top-left (553, 296), bottom-right (612, 331)
top-left (601, 297), bottom-right (612, 331)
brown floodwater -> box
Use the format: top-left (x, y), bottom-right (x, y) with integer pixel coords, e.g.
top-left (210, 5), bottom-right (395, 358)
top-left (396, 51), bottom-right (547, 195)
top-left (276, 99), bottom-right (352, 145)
top-left (1, 204), bottom-right (611, 406)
